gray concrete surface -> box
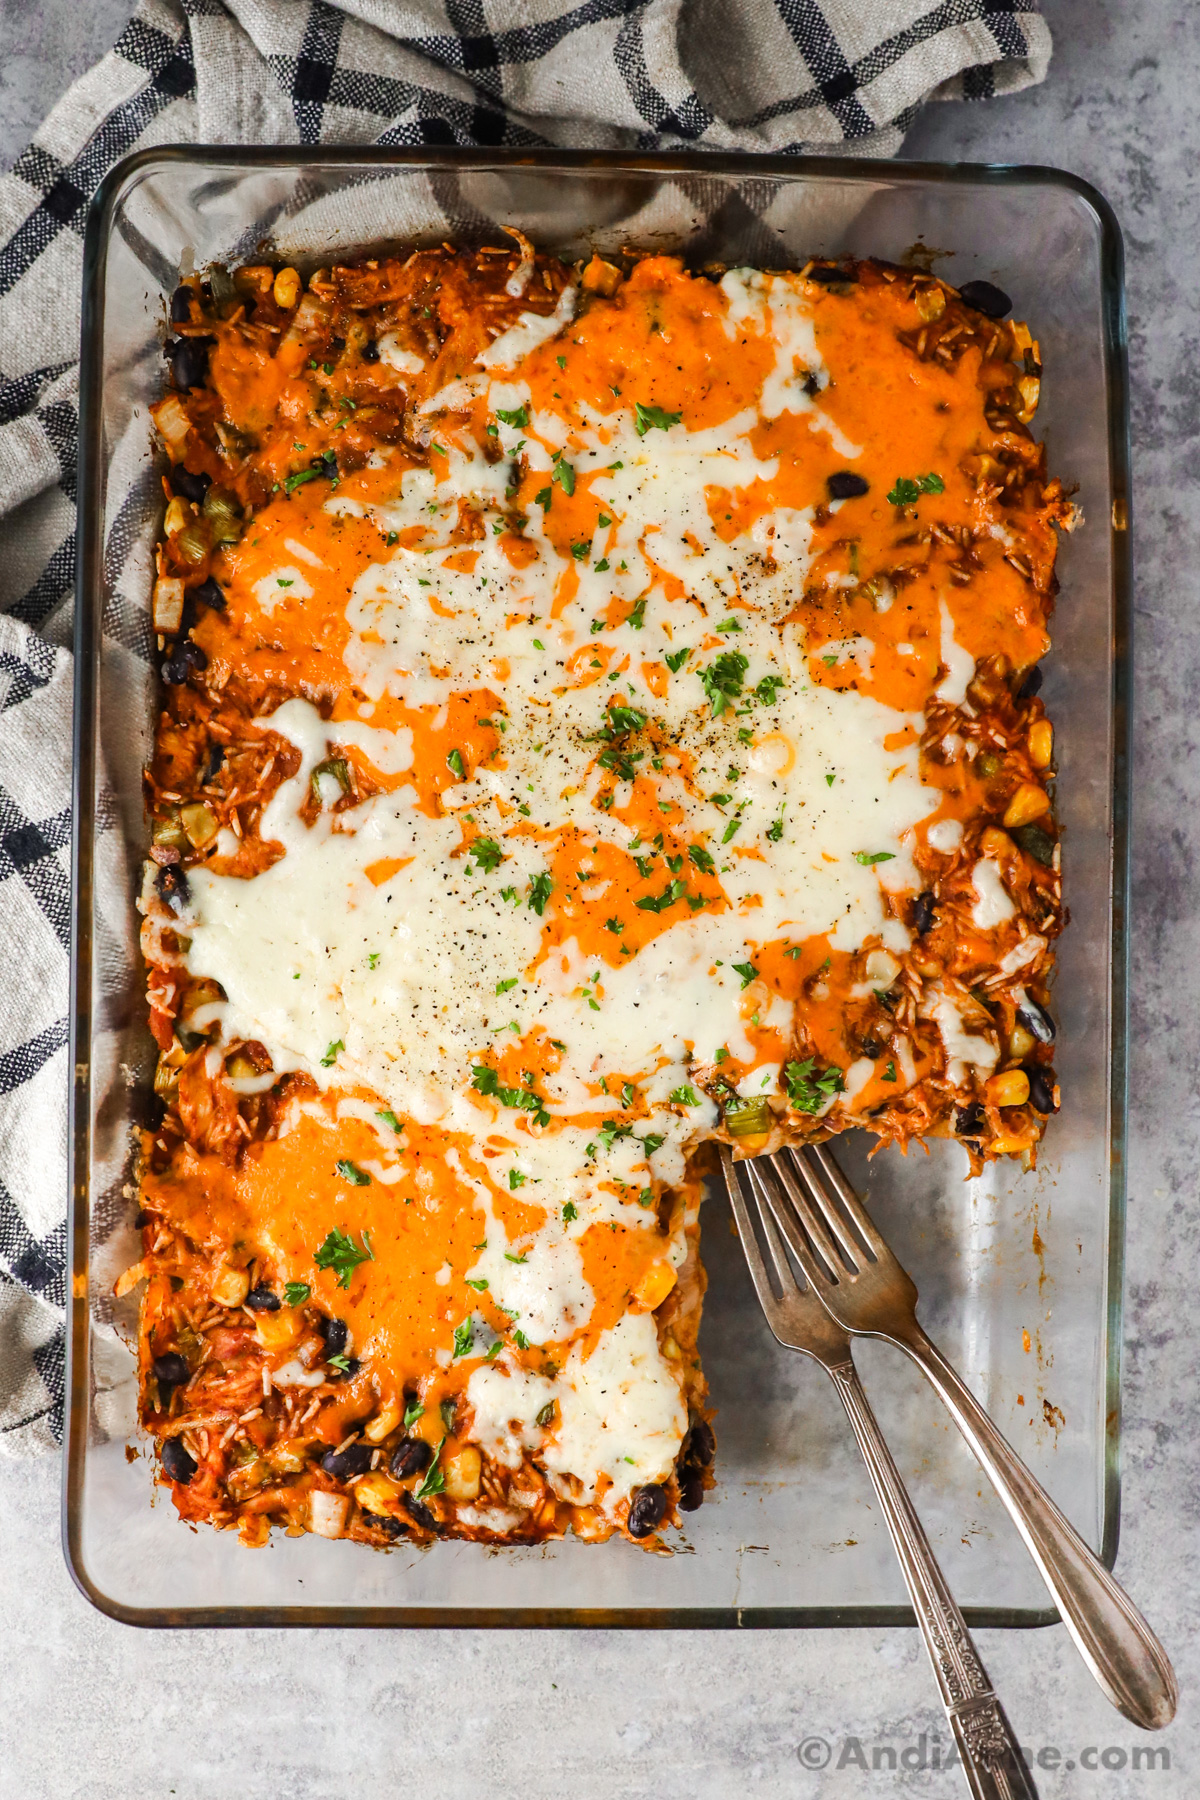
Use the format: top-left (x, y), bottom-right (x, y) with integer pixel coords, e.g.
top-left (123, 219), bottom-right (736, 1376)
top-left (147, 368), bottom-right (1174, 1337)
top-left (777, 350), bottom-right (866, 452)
top-left (1, 1), bottom-right (1197, 1795)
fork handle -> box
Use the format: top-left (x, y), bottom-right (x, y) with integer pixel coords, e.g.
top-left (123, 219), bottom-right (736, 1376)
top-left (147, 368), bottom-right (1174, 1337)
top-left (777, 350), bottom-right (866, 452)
top-left (827, 1357), bottom-right (1039, 1800)
top-left (893, 1322), bottom-right (1177, 1731)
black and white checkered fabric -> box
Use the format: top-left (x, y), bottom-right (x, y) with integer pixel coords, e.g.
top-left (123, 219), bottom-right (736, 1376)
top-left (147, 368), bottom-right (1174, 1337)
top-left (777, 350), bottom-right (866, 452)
top-left (0, 0), bottom-right (1050, 1455)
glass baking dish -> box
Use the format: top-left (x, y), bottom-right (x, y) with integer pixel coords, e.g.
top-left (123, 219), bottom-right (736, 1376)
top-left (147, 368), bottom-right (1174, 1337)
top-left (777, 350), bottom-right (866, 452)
top-left (68, 147), bottom-right (1130, 1628)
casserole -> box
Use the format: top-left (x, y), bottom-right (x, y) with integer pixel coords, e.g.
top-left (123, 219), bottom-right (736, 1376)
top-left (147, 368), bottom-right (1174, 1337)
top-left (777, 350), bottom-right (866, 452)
top-left (69, 148), bottom-right (1129, 1626)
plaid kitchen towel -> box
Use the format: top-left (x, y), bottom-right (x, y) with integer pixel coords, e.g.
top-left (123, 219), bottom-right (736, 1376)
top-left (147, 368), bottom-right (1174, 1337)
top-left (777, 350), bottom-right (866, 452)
top-left (0, 0), bottom-right (1050, 1455)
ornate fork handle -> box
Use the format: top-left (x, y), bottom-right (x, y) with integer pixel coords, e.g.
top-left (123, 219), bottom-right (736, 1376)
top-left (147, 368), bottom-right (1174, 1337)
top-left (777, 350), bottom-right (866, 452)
top-left (891, 1321), bottom-right (1177, 1733)
top-left (827, 1357), bottom-right (1038, 1800)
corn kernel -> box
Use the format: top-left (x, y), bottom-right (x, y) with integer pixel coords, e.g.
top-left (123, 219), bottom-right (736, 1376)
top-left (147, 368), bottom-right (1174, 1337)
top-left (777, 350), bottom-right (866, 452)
top-left (234, 264), bottom-right (275, 300)
top-left (581, 254), bottom-right (623, 297)
top-left (986, 1069), bottom-right (1031, 1108)
top-left (990, 1131), bottom-right (1031, 1155)
top-left (152, 576), bottom-right (185, 633)
top-left (914, 285), bottom-right (946, 322)
top-left (733, 1132), bottom-right (770, 1156)
top-left (980, 826), bottom-right (1014, 860)
top-left (180, 801), bottom-right (219, 849)
top-left (442, 1446), bottom-right (482, 1501)
top-left (1003, 783), bottom-right (1051, 830)
top-left (355, 1472), bottom-right (401, 1515)
top-left (633, 1261), bottom-right (678, 1312)
top-left (254, 1309), bottom-right (299, 1353)
top-left (363, 1401), bottom-right (401, 1444)
top-left (268, 1438), bottom-right (310, 1474)
top-left (163, 496), bottom-right (190, 537)
top-left (1009, 1023), bottom-right (1036, 1059)
top-left (1028, 719), bottom-right (1053, 768)
top-left (309, 1489), bottom-right (349, 1538)
top-left (273, 266), bottom-right (301, 309)
top-left (211, 1262), bottom-right (250, 1307)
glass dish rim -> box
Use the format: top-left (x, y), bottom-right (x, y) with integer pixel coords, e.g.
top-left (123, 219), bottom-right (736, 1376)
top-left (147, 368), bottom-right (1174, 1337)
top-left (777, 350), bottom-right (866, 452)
top-left (67, 143), bottom-right (1132, 1630)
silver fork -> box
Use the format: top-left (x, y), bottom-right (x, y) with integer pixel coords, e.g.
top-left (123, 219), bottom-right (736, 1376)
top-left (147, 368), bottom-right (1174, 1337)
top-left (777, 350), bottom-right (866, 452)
top-left (722, 1146), bottom-right (1038, 1800)
top-left (744, 1141), bottom-right (1177, 1732)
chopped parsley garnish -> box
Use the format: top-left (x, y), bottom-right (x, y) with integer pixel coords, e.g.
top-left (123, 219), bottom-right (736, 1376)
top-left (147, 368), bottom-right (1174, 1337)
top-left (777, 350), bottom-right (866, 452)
top-left (883, 1061), bottom-right (897, 1081)
top-left (626, 596), bottom-right (646, 629)
top-left (508, 1169), bottom-right (526, 1189)
top-left (495, 404), bottom-right (529, 428)
top-left (403, 1398), bottom-right (424, 1430)
top-left (784, 1058), bottom-right (845, 1115)
top-left (470, 836), bottom-right (504, 871)
top-left (721, 819), bottom-right (741, 845)
top-left (470, 1064), bottom-right (551, 1128)
top-left (313, 1227), bottom-right (374, 1289)
top-left (598, 513), bottom-right (612, 527)
top-left (552, 455), bottom-right (575, 496)
top-left (496, 977), bottom-right (518, 994)
top-left (415, 1439), bottom-right (446, 1499)
top-left (452, 1321), bottom-right (474, 1358)
top-left (605, 917), bottom-right (624, 935)
top-left (446, 748), bottom-right (465, 778)
top-left (887, 471), bottom-right (945, 506)
top-left (535, 486), bottom-right (553, 510)
top-left (716, 617), bottom-right (743, 634)
top-left (606, 702), bottom-right (647, 735)
top-left (822, 653), bottom-right (839, 668)
top-left (642, 1133), bottom-right (665, 1155)
top-left (536, 1400), bottom-right (557, 1427)
top-left (825, 772), bottom-right (836, 787)
top-left (514, 1329), bottom-right (531, 1350)
top-left (562, 1202), bottom-right (578, 1223)
top-left (766, 815), bottom-right (784, 843)
top-left (688, 844), bottom-right (715, 874)
top-left (284, 468), bottom-right (319, 494)
top-left (466, 1277), bottom-right (489, 1292)
top-left (527, 872), bottom-right (553, 915)
top-left (321, 1039), bottom-right (344, 1067)
top-left (282, 1281), bottom-right (310, 1307)
top-left (755, 674), bottom-right (786, 705)
top-left (700, 650), bottom-right (749, 716)
top-left (376, 1109), bottom-right (403, 1133)
top-left (636, 879), bottom-right (686, 913)
top-left (635, 401), bottom-right (683, 436)
top-left (335, 1159), bottom-right (370, 1186)
top-left (854, 850), bottom-right (896, 865)
top-left (732, 961), bottom-right (758, 989)
top-left (664, 647), bottom-right (692, 673)
top-left (670, 1084), bottom-right (701, 1107)
top-left (505, 1251), bottom-right (528, 1265)
top-left (571, 541), bottom-right (589, 560)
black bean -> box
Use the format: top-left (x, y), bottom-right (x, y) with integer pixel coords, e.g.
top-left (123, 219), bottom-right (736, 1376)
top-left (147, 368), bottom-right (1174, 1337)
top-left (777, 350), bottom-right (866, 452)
top-left (152, 1351), bottom-right (190, 1388)
top-left (806, 264), bottom-right (854, 286)
top-left (1015, 663), bottom-right (1043, 700)
top-left (678, 1472), bottom-right (705, 1512)
top-left (389, 1438), bottom-right (433, 1480)
top-left (827, 471), bottom-right (869, 500)
top-left (402, 1492), bottom-right (438, 1530)
top-left (329, 336), bottom-right (346, 361)
top-left (191, 575), bottom-right (226, 611)
top-left (685, 1418), bottom-right (715, 1467)
top-left (958, 279), bottom-right (1012, 319)
top-left (310, 449), bottom-right (339, 479)
top-left (1011, 823), bottom-right (1055, 868)
top-left (376, 1515), bottom-right (406, 1538)
top-left (161, 1437), bottom-right (197, 1483)
top-left (169, 286), bottom-right (194, 324)
top-left (802, 371), bottom-right (820, 397)
top-left (955, 1102), bottom-right (987, 1140)
top-left (360, 338), bottom-right (380, 363)
top-left (171, 467), bottom-right (211, 505)
top-left (170, 335), bottom-right (215, 391)
top-left (321, 1442), bottom-right (372, 1479)
top-left (244, 1284), bottom-right (280, 1312)
top-left (319, 1315), bottom-right (349, 1357)
top-left (162, 641), bottom-right (207, 685)
top-left (1017, 997), bottom-right (1055, 1044)
top-left (627, 1484), bottom-right (669, 1538)
top-left (154, 864), bottom-right (190, 908)
top-left (202, 742), bottom-right (224, 782)
top-left (912, 890), bottom-right (936, 935)
top-left (1026, 1065), bottom-right (1058, 1113)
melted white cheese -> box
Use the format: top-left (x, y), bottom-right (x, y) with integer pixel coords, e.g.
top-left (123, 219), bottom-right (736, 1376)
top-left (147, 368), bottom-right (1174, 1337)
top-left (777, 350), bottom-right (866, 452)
top-left (174, 268), bottom-right (973, 1502)
top-left (971, 857), bottom-right (1016, 930)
